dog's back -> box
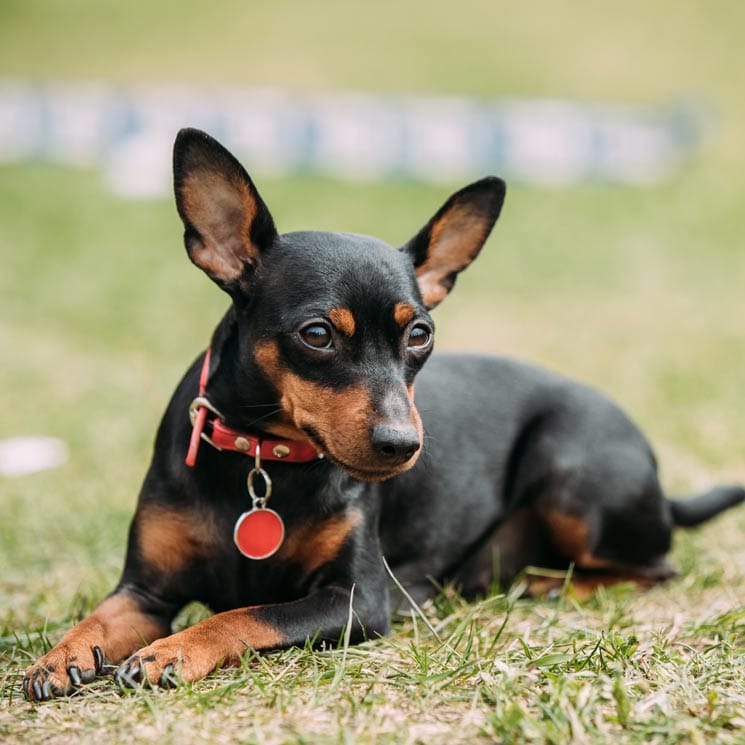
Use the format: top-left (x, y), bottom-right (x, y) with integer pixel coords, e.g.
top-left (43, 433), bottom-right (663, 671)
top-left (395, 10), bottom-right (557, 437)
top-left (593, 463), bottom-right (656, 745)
top-left (385, 352), bottom-right (743, 597)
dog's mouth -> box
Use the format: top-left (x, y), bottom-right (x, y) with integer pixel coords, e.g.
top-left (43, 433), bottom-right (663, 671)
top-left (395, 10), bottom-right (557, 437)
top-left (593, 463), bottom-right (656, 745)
top-left (333, 456), bottom-right (418, 482)
top-left (303, 426), bottom-right (420, 482)
top-left (329, 455), bottom-right (419, 483)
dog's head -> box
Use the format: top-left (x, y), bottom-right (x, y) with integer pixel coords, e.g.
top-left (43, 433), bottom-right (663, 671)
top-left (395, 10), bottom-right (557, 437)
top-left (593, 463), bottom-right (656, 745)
top-left (173, 128), bottom-right (505, 481)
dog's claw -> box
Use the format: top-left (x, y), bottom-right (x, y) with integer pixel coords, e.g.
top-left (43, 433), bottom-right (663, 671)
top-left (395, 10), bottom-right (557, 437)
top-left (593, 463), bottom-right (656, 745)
top-left (24, 642), bottom-right (104, 701)
top-left (114, 671), bottom-right (131, 689)
top-left (93, 645), bottom-right (104, 674)
top-left (115, 652), bottom-right (183, 690)
top-left (23, 669), bottom-right (55, 702)
top-left (67, 666), bottom-right (82, 687)
top-left (115, 659), bottom-right (142, 689)
top-left (158, 664), bottom-right (179, 689)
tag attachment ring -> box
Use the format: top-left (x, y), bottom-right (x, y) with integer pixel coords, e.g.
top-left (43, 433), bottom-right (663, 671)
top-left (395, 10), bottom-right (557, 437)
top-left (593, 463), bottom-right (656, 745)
top-left (234, 441), bottom-right (285, 560)
top-left (247, 443), bottom-right (272, 509)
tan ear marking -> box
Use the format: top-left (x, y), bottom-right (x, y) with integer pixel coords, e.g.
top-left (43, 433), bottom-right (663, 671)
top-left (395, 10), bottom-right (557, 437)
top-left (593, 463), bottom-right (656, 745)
top-left (414, 205), bottom-right (490, 308)
top-left (404, 177), bottom-right (505, 309)
top-left (173, 129), bottom-right (277, 291)
top-left (178, 170), bottom-right (259, 283)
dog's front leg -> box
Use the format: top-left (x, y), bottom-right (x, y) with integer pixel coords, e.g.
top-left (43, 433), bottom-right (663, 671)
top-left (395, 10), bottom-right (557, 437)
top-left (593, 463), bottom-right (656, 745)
top-left (23, 590), bottom-right (171, 700)
top-left (116, 584), bottom-right (387, 687)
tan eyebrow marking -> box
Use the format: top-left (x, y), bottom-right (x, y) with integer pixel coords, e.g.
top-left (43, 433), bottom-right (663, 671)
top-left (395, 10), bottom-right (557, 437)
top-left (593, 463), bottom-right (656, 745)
top-left (328, 307), bottom-right (356, 337)
top-left (393, 302), bottom-right (416, 328)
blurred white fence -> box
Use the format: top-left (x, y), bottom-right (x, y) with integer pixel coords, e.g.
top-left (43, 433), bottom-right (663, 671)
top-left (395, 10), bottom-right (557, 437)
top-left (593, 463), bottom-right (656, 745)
top-left (0, 81), bottom-right (705, 197)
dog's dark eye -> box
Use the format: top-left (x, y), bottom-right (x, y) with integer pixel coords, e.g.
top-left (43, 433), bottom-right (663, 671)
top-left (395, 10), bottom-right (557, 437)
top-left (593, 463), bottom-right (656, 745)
top-left (407, 324), bottom-right (433, 350)
top-left (299, 323), bottom-right (334, 350)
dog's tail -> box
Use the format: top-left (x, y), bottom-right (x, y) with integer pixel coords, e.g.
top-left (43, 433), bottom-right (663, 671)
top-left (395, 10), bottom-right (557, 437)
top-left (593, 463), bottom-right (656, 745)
top-left (668, 485), bottom-right (745, 527)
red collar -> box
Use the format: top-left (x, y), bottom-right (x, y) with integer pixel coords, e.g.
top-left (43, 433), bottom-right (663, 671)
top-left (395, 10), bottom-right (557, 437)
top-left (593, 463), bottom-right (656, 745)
top-left (185, 348), bottom-right (322, 467)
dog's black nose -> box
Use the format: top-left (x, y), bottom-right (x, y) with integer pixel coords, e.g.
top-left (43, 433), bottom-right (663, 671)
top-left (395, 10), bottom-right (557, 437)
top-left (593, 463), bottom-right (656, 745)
top-left (370, 424), bottom-right (421, 464)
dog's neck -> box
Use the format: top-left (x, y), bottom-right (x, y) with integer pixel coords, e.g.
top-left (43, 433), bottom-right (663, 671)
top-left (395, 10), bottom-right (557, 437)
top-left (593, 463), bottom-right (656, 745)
top-left (186, 318), bottom-right (323, 468)
top-left (204, 308), bottom-right (298, 438)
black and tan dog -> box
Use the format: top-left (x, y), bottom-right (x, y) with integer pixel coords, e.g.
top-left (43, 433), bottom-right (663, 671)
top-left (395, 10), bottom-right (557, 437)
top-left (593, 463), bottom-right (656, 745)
top-left (24, 129), bottom-right (744, 700)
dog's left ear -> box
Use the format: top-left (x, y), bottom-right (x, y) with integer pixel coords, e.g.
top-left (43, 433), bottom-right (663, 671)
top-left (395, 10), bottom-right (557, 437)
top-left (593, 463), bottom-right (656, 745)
top-left (173, 128), bottom-right (278, 296)
top-left (401, 177), bottom-right (506, 309)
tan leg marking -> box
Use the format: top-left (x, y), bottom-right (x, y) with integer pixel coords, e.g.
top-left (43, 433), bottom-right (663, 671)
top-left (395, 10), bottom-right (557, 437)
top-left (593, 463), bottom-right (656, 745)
top-left (529, 510), bottom-right (666, 598)
top-left (525, 572), bottom-right (655, 601)
top-left (124, 608), bottom-right (284, 684)
top-left (542, 510), bottom-right (612, 569)
top-left (24, 593), bottom-right (168, 698)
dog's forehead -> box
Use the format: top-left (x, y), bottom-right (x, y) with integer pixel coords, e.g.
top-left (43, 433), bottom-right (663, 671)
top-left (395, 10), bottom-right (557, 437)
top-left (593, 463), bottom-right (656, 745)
top-left (264, 231), bottom-right (420, 312)
top-left (279, 230), bottom-right (400, 267)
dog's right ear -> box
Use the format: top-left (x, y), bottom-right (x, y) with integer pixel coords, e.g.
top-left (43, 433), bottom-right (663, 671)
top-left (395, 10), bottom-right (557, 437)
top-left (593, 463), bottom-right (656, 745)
top-left (173, 128), bottom-right (278, 296)
top-left (401, 177), bottom-right (506, 309)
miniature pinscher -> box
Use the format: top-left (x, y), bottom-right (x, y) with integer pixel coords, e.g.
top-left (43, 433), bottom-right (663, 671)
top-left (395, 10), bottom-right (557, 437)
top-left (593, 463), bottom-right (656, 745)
top-left (24, 128), bottom-right (744, 700)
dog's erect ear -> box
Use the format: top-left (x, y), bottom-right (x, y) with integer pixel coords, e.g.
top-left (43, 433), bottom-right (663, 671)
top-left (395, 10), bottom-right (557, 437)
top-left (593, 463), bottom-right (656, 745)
top-left (173, 128), bottom-right (278, 295)
top-left (401, 177), bottom-right (506, 309)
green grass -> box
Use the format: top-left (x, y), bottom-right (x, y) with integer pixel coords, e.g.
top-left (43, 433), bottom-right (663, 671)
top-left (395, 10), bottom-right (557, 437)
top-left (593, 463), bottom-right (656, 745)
top-left (4, 580), bottom-right (745, 743)
top-left (2, 2), bottom-right (745, 743)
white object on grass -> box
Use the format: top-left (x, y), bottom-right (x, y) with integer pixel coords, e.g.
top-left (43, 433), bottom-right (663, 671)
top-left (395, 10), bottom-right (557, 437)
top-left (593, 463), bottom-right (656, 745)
top-left (0, 436), bottom-right (69, 477)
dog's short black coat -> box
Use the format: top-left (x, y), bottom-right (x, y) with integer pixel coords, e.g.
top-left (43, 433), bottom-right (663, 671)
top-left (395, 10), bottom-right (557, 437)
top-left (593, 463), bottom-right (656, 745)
top-left (24, 128), bottom-right (744, 700)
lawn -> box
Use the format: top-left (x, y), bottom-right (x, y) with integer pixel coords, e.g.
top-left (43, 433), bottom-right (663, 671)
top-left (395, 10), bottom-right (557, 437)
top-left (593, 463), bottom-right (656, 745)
top-left (1, 2), bottom-right (744, 743)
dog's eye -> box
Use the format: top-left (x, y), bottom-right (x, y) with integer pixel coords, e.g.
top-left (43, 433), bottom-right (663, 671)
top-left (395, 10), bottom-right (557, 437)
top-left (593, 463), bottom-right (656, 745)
top-left (407, 324), bottom-right (433, 350)
top-left (299, 323), bottom-right (334, 350)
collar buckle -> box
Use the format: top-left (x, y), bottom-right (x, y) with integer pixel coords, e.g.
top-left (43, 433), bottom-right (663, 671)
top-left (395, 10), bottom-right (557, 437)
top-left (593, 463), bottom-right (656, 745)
top-left (188, 395), bottom-right (225, 451)
top-left (186, 395), bottom-right (224, 466)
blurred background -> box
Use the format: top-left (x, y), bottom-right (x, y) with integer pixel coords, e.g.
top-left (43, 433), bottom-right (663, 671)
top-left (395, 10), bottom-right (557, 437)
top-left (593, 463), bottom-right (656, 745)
top-left (1, 1), bottom-right (743, 617)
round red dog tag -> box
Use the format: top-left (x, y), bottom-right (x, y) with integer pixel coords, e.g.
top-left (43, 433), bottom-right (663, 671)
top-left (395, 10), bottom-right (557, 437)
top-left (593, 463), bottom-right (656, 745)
top-left (233, 508), bottom-right (285, 560)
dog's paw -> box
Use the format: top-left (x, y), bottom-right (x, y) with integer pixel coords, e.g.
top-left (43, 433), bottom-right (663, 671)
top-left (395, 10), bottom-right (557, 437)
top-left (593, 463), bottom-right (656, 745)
top-left (115, 633), bottom-right (220, 689)
top-left (24, 644), bottom-right (104, 701)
